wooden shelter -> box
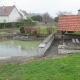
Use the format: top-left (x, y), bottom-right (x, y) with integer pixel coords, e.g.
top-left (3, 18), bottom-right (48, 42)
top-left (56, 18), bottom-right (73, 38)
top-left (58, 15), bottom-right (80, 44)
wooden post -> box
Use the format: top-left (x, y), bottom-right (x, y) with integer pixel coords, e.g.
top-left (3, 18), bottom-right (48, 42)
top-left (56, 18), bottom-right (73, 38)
top-left (61, 31), bottom-right (64, 45)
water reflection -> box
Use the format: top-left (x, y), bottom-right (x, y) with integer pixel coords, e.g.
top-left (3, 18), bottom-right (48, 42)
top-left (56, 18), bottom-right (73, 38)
top-left (0, 40), bottom-right (40, 57)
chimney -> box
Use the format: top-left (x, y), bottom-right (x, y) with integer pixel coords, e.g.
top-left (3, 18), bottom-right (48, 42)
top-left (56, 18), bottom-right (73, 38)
top-left (78, 9), bottom-right (80, 15)
top-left (3, 6), bottom-right (5, 10)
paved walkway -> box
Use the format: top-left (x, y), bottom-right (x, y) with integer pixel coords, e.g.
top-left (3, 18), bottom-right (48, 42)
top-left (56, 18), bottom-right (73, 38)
top-left (44, 40), bottom-right (60, 58)
top-left (44, 39), bottom-right (80, 58)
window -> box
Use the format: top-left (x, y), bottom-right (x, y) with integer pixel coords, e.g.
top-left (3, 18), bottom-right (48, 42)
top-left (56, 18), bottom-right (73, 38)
top-left (4, 20), bottom-right (6, 22)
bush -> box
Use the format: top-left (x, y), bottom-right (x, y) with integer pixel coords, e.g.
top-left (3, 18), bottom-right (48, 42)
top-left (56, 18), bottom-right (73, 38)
top-left (23, 18), bottom-right (37, 27)
top-left (20, 26), bottom-right (25, 33)
top-left (24, 27), bottom-right (32, 34)
top-left (47, 26), bottom-right (52, 34)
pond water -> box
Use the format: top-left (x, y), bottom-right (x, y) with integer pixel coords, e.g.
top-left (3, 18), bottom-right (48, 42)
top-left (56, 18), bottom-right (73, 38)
top-left (0, 40), bottom-right (41, 58)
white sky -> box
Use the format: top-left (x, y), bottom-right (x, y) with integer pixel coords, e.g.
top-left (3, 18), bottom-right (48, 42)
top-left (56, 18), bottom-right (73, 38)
top-left (0, 0), bottom-right (80, 18)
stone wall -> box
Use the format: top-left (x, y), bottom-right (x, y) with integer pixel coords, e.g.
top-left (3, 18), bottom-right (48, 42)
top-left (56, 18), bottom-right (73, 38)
top-left (39, 34), bottom-right (54, 57)
top-left (58, 45), bottom-right (80, 54)
top-left (13, 34), bottom-right (46, 41)
top-left (0, 34), bottom-right (13, 40)
top-left (0, 34), bottom-right (46, 40)
top-left (55, 34), bottom-right (80, 40)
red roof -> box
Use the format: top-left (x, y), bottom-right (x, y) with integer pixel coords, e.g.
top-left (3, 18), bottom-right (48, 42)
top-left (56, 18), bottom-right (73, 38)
top-left (58, 15), bottom-right (80, 31)
top-left (0, 5), bottom-right (15, 16)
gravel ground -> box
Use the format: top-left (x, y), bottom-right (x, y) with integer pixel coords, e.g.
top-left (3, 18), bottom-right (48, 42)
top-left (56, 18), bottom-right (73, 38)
top-left (0, 55), bottom-right (68, 65)
top-left (0, 56), bottom-right (35, 64)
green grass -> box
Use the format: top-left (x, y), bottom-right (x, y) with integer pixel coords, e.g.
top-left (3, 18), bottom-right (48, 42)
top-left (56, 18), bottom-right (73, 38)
top-left (0, 32), bottom-right (8, 34)
top-left (53, 26), bottom-right (57, 33)
top-left (0, 54), bottom-right (80, 80)
top-left (39, 26), bottom-right (57, 34)
top-left (74, 32), bottom-right (80, 34)
top-left (0, 28), bottom-right (20, 35)
top-left (40, 26), bottom-right (48, 34)
top-left (65, 31), bottom-right (80, 35)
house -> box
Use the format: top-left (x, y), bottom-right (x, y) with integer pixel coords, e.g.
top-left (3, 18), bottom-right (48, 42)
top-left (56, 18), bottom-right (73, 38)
top-left (0, 5), bottom-right (22, 22)
top-left (20, 10), bottom-right (28, 19)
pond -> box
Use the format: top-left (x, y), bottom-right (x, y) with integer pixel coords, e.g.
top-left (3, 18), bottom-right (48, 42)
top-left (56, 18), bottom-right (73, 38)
top-left (0, 40), bottom-right (41, 58)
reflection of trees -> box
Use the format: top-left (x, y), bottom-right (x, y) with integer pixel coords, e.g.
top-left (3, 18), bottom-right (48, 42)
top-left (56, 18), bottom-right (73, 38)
top-left (21, 46), bottom-right (25, 50)
top-left (20, 46), bottom-right (36, 51)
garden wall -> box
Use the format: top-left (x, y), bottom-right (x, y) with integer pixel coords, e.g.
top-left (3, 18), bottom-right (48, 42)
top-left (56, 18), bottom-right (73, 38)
top-left (13, 34), bottom-right (47, 40)
top-left (58, 45), bottom-right (80, 54)
top-left (54, 34), bottom-right (80, 40)
top-left (0, 34), bottom-right (47, 40)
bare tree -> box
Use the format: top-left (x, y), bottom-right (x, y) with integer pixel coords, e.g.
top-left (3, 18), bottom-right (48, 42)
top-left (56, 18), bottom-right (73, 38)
top-left (54, 11), bottom-right (72, 23)
top-left (57, 11), bottom-right (72, 16)
top-left (11, 22), bottom-right (16, 28)
top-left (42, 12), bottom-right (54, 24)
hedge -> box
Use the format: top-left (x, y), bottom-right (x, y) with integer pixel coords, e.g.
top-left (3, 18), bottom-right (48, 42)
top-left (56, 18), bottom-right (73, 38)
top-left (0, 21), bottom-right (36, 29)
top-left (0, 22), bottom-right (22, 28)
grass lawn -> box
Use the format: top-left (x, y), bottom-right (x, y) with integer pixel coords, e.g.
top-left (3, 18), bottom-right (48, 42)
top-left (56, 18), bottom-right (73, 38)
top-left (39, 26), bottom-right (57, 34)
top-left (74, 32), bottom-right (80, 35)
top-left (65, 31), bottom-right (80, 35)
top-left (0, 54), bottom-right (80, 80)
top-left (0, 28), bottom-right (20, 35)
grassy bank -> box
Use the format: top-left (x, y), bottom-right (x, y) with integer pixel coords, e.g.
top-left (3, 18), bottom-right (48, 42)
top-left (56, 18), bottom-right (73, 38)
top-left (0, 54), bottom-right (80, 80)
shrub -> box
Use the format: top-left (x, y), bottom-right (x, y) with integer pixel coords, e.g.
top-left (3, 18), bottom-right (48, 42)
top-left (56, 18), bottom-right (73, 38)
top-left (47, 26), bottom-right (52, 34)
top-left (23, 18), bottom-right (37, 27)
top-left (20, 26), bottom-right (25, 33)
top-left (24, 27), bottom-right (32, 35)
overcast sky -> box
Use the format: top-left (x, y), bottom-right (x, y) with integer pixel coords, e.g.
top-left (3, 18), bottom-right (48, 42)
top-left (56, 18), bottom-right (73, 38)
top-left (0, 0), bottom-right (80, 17)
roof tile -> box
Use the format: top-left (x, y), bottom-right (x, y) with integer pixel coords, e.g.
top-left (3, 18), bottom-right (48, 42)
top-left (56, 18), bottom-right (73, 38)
top-left (0, 5), bottom-right (15, 16)
top-left (58, 15), bottom-right (80, 31)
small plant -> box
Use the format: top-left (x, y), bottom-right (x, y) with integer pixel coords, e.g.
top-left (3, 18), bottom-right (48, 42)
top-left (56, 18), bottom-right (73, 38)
top-left (31, 27), bottom-right (40, 37)
top-left (46, 26), bottom-right (52, 34)
top-left (24, 27), bottom-right (32, 35)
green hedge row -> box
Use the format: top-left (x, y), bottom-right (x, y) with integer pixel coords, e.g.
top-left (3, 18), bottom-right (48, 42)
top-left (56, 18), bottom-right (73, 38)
top-left (0, 21), bottom-right (36, 29)
top-left (0, 22), bottom-right (22, 28)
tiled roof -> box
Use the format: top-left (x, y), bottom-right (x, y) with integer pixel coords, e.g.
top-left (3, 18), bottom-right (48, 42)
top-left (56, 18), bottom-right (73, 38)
top-left (0, 5), bottom-right (15, 16)
top-left (58, 15), bottom-right (80, 31)
top-left (20, 10), bottom-right (28, 16)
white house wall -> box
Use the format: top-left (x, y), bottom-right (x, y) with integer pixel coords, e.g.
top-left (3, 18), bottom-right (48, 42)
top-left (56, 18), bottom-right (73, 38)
top-left (9, 7), bottom-right (21, 22)
top-left (19, 11), bottom-right (26, 19)
top-left (0, 16), bottom-right (9, 23)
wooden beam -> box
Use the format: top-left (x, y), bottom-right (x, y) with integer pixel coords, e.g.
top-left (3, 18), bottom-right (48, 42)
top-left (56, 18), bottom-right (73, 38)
top-left (61, 31), bottom-right (64, 45)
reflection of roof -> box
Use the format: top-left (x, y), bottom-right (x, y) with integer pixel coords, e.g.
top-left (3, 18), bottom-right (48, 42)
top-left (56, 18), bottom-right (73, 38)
top-left (58, 15), bottom-right (80, 31)
top-left (20, 10), bottom-right (28, 16)
top-left (0, 5), bottom-right (15, 16)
